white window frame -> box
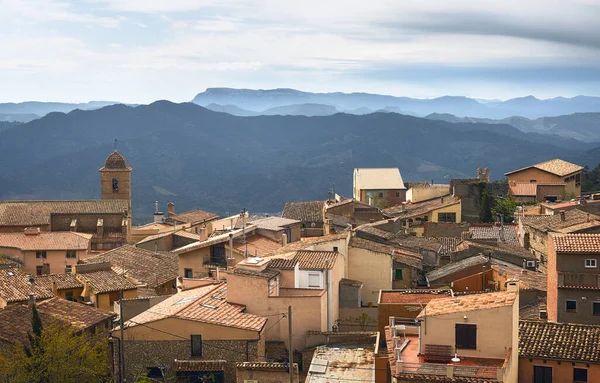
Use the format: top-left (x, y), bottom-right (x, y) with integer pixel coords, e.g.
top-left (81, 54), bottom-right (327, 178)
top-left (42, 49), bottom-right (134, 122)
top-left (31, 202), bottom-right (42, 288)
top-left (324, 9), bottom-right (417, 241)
top-left (585, 259), bottom-right (597, 268)
top-left (307, 273), bottom-right (321, 288)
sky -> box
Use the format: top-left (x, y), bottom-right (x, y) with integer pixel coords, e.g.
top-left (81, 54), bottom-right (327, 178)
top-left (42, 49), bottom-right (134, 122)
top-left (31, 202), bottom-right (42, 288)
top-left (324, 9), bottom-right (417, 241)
top-left (1, 0), bottom-right (600, 103)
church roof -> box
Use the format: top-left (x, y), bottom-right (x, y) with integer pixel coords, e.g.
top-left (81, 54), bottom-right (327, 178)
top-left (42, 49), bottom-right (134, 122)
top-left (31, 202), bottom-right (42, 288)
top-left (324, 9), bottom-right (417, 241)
top-left (100, 150), bottom-right (131, 171)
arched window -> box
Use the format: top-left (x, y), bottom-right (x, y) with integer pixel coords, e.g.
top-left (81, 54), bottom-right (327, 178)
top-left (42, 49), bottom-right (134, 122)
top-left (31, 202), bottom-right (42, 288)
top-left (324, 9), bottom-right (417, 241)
top-left (112, 177), bottom-right (119, 192)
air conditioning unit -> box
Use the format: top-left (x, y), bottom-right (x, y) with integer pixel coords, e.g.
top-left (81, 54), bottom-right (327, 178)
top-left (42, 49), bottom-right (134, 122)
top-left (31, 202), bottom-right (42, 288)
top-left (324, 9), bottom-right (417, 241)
top-left (526, 260), bottom-right (536, 268)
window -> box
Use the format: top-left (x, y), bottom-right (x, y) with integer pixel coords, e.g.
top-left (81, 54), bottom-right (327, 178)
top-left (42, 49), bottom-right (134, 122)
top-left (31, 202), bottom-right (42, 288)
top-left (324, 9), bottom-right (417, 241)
top-left (455, 323), bottom-right (477, 350)
top-left (65, 265), bottom-right (72, 273)
top-left (530, 179), bottom-right (537, 183)
top-left (395, 269), bottom-right (403, 280)
top-left (112, 177), bottom-right (119, 192)
top-left (146, 367), bottom-right (163, 379)
top-left (65, 291), bottom-right (74, 301)
top-left (593, 302), bottom-right (600, 316)
top-left (395, 191), bottom-right (400, 197)
top-left (36, 266), bottom-right (44, 276)
top-left (378, 192), bottom-right (383, 198)
top-left (576, 173), bottom-right (581, 186)
top-left (66, 250), bottom-right (77, 259)
top-left (438, 212), bottom-right (457, 223)
top-left (533, 366), bottom-right (552, 383)
top-left (574, 368), bottom-right (588, 382)
top-left (585, 259), bottom-right (597, 268)
top-left (333, 246), bottom-right (338, 252)
top-left (36, 251), bottom-right (47, 259)
top-left (269, 278), bottom-right (277, 295)
top-left (184, 268), bottom-right (193, 278)
top-left (191, 334), bottom-right (202, 357)
top-left (308, 273), bottom-right (321, 288)
top-left (566, 299), bottom-right (577, 313)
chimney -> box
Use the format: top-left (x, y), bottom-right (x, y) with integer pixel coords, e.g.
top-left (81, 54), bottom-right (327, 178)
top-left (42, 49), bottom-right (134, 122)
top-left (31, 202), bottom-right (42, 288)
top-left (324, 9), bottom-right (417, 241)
top-left (559, 210), bottom-right (566, 222)
top-left (28, 293), bottom-right (35, 307)
top-left (167, 202), bottom-right (175, 217)
top-left (215, 266), bottom-right (220, 281)
top-left (24, 227), bottom-right (41, 236)
top-left (587, 213), bottom-right (590, 222)
top-left (282, 233), bottom-right (288, 247)
top-left (506, 280), bottom-right (519, 293)
top-left (96, 219), bottom-right (104, 238)
top-left (441, 196), bottom-right (444, 203)
top-left (153, 201), bottom-right (164, 223)
top-left (51, 281), bottom-right (58, 296)
top-left (81, 281), bottom-right (92, 299)
top-left (522, 259), bottom-right (526, 270)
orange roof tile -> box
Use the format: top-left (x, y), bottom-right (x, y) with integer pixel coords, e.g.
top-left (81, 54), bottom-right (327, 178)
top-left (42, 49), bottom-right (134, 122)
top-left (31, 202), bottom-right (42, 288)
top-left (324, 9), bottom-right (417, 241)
top-left (552, 233), bottom-right (600, 253)
top-left (379, 290), bottom-right (452, 304)
top-left (232, 234), bottom-right (282, 257)
top-left (294, 250), bottom-right (338, 269)
top-left (505, 158), bottom-right (583, 177)
top-left (168, 209), bottom-right (218, 224)
top-left (417, 291), bottom-right (517, 318)
top-left (34, 273), bottom-right (83, 291)
top-left (0, 268), bottom-right (55, 303)
top-left (0, 231), bottom-right (91, 251)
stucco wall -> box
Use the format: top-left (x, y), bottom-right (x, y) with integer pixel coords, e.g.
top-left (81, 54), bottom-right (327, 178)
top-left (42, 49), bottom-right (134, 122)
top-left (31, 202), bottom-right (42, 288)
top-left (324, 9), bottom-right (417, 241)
top-left (348, 246), bottom-right (392, 307)
top-left (13, 249), bottom-right (89, 275)
top-left (508, 167), bottom-right (580, 198)
top-left (407, 186), bottom-right (449, 203)
top-left (518, 358), bottom-right (600, 383)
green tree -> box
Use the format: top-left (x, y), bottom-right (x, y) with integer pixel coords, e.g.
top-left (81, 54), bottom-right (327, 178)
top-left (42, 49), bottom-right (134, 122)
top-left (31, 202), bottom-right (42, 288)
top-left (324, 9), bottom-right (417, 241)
top-left (492, 195), bottom-right (518, 223)
top-left (0, 309), bottom-right (110, 383)
top-left (479, 190), bottom-right (493, 223)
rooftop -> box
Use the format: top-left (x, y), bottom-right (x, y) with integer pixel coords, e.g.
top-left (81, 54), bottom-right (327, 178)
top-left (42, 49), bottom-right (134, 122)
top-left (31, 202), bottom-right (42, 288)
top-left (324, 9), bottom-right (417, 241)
top-left (505, 158), bottom-right (583, 177)
top-left (173, 360), bottom-right (227, 372)
top-left (490, 259), bottom-right (547, 291)
top-left (552, 233), bottom-right (600, 253)
top-left (0, 231), bottom-right (92, 251)
top-left (168, 208), bottom-right (218, 225)
top-left (281, 200), bottom-right (325, 223)
top-left (379, 289), bottom-right (452, 304)
top-left (0, 298), bottom-right (115, 345)
top-left (75, 263), bottom-right (138, 294)
top-left (266, 232), bottom-right (349, 257)
top-left (136, 229), bottom-right (201, 246)
top-left (81, 244), bottom-right (177, 288)
top-left (354, 167), bottom-right (406, 190)
top-left (249, 216), bottom-right (301, 231)
top-left (232, 234), bottom-right (282, 257)
top-left (417, 291), bottom-right (517, 318)
top-left (34, 273), bottom-right (83, 291)
top-left (467, 225), bottom-right (520, 246)
top-left (268, 258), bottom-right (299, 270)
top-left (0, 199), bottom-right (129, 227)
top-left (339, 278), bottom-right (364, 288)
top-left (126, 283), bottom-right (267, 332)
top-left (349, 236), bottom-right (423, 270)
top-left (100, 150), bottom-right (131, 171)
top-left (231, 266), bottom-right (280, 280)
top-left (426, 255), bottom-right (490, 283)
top-left (382, 195), bottom-right (460, 219)
top-left (519, 320), bottom-right (600, 363)
top-left (0, 268), bottom-right (55, 303)
top-left (305, 345), bottom-right (375, 383)
top-left (520, 209), bottom-right (600, 233)
top-left (294, 250), bottom-right (339, 269)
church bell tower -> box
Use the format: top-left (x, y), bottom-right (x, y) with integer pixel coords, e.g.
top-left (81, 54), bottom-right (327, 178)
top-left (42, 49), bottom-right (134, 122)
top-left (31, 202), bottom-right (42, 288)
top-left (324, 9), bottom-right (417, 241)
top-left (100, 150), bottom-right (132, 212)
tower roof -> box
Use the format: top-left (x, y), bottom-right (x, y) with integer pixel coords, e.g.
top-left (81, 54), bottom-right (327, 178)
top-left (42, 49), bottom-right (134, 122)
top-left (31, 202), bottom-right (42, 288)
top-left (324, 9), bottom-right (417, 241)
top-left (100, 150), bottom-right (131, 171)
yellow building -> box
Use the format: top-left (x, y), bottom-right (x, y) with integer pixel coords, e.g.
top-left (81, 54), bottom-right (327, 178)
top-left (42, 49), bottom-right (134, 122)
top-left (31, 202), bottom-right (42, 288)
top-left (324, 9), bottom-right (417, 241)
top-left (382, 195), bottom-right (462, 236)
top-left (73, 262), bottom-right (137, 311)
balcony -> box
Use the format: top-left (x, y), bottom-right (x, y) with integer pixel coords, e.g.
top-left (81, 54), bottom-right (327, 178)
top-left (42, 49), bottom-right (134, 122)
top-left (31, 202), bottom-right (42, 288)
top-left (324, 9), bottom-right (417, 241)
top-left (558, 272), bottom-right (600, 289)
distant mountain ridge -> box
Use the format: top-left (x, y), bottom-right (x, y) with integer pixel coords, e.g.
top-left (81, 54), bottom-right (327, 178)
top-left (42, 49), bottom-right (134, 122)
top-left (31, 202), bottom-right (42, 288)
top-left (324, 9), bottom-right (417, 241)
top-left (1, 101), bottom-right (600, 222)
top-left (192, 88), bottom-right (600, 119)
top-left (0, 101), bottom-right (129, 117)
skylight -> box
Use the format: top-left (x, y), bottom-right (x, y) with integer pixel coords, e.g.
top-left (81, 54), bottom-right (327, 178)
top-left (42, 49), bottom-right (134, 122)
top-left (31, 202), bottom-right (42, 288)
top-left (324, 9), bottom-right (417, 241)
top-left (173, 296), bottom-right (197, 305)
top-left (200, 303), bottom-right (218, 309)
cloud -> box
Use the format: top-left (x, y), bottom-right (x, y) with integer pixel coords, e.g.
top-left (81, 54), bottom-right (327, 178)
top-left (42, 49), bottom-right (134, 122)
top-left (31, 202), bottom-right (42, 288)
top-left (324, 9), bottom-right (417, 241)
top-left (0, 0), bottom-right (121, 27)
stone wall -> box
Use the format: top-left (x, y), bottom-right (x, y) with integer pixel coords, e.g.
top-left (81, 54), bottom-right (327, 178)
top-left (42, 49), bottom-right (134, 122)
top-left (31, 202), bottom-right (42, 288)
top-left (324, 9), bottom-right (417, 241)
top-left (122, 338), bottom-right (263, 382)
top-left (115, 295), bottom-right (172, 322)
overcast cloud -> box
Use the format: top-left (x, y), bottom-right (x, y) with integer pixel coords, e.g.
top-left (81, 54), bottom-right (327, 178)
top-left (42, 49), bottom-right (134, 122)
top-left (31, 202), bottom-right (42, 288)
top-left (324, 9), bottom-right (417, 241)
top-left (0, 0), bottom-right (599, 103)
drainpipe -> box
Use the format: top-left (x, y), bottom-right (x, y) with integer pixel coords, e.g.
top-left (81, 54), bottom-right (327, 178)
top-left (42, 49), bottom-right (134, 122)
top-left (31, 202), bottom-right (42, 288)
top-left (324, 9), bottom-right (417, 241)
top-left (326, 261), bottom-right (332, 331)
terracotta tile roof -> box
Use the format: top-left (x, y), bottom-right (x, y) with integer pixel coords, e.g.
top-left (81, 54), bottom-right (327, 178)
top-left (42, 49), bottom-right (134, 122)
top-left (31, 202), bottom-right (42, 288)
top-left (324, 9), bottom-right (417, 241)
top-left (168, 209), bottom-right (218, 224)
top-left (173, 360), bottom-right (227, 372)
top-left (282, 201), bottom-right (325, 223)
top-left (101, 150), bottom-right (131, 171)
top-left (136, 230), bottom-right (201, 245)
top-left (390, 234), bottom-right (443, 253)
top-left (236, 362), bottom-right (293, 371)
top-left (426, 255), bottom-right (490, 283)
top-left (349, 236), bottom-right (423, 270)
top-left (519, 320), bottom-right (600, 362)
top-left (379, 289), bottom-right (452, 304)
top-left (354, 168), bottom-right (405, 190)
top-left (0, 305), bottom-right (46, 344)
top-left (267, 233), bottom-right (349, 257)
top-left (0, 255), bottom-right (18, 268)
top-left (505, 158), bottom-right (583, 177)
top-left (81, 244), bottom-right (177, 288)
top-left (552, 233), bottom-right (600, 253)
top-left (249, 216), bottom-right (300, 231)
top-left (417, 291), bottom-right (517, 318)
top-left (509, 182), bottom-right (537, 196)
top-left (127, 284), bottom-right (267, 332)
top-left (521, 210), bottom-right (600, 233)
top-left (75, 263), bottom-right (137, 294)
top-left (0, 200), bottom-right (129, 227)
top-left (37, 297), bottom-right (116, 329)
top-left (294, 250), bottom-right (338, 269)
top-left (435, 237), bottom-right (461, 255)
top-left (0, 231), bottom-right (91, 251)
top-left (0, 268), bottom-right (54, 303)
top-left (339, 278), bottom-right (364, 288)
top-left (382, 195), bottom-right (460, 219)
top-left (268, 258), bottom-right (298, 270)
top-left (232, 234), bottom-right (281, 257)
top-left (490, 259), bottom-right (546, 291)
top-left (467, 225), bottom-right (519, 246)
top-left (355, 224), bottom-right (394, 240)
top-left (231, 267), bottom-right (280, 279)
top-left (34, 273), bottom-right (83, 291)
top-left (457, 240), bottom-right (537, 261)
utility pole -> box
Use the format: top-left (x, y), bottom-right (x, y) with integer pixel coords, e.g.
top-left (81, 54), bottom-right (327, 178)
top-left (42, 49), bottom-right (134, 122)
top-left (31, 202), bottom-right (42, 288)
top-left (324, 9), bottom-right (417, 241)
top-left (119, 288), bottom-right (125, 382)
top-left (288, 305), bottom-right (294, 383)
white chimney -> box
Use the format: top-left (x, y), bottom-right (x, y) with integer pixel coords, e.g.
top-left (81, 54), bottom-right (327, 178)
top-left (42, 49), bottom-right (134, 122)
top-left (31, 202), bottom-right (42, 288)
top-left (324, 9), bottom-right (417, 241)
top-left (282, 233), bottom-right (288, 247)
top-left (153, 200), bottom-right (164, 223)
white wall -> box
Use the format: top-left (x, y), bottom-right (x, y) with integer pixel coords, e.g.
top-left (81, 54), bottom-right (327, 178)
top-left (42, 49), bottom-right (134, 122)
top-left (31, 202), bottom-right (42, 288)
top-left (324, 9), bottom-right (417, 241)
top-left (298, 269), bottom-right (325, 289)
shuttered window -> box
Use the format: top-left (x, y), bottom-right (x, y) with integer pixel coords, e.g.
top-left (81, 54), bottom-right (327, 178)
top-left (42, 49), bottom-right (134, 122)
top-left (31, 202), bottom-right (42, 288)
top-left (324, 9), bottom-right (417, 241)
top-left (191, 334), bottom-right (202, 357)
top-left (455, 324), bottom-right (477, 350)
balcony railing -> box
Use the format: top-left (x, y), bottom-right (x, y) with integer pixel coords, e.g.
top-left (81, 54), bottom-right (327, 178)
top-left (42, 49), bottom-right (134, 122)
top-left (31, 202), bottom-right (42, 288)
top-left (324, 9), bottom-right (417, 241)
top-left (396, 361), bottom-right (503, 381)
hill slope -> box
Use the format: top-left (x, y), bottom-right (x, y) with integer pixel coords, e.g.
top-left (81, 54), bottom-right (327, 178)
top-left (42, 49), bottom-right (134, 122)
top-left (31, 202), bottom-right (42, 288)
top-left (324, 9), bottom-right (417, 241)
top-left (1, 102), bottom-right (599, 221)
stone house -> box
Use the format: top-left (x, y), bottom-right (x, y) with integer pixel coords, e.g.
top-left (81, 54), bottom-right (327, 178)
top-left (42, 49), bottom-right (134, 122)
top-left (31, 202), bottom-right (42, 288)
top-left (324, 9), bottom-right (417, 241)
top-left (547, 233), bottom-right (600, 325)
top-left (353, 168), bottom-right (406, 208)
top-left (0, 229), bottom-right (92, 275)
top-left (33, 273), bottom-right (84, 302)
top-left (386, 284), bottom-right (520, 383)
top-left (81, 244), bottom-right (178, 297)
top-left (519, 320), bottom-right (600, 383)
top-left (505, 158), bottom-right (583, 201)
top-left (382, 195), bottom-right (462, 236)
top-left (118, 283), bottom-right (267, 382)
top-left (248, 216), bottom-right (302, 244)
top-left (282, 200), bottom-right (326, 237)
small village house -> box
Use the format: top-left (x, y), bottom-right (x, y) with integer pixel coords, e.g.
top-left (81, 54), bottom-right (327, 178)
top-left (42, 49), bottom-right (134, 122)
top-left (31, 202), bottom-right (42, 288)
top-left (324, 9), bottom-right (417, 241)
top-left (382, 195), bottom-right (462, 236)
top-left (353, 168), bottom-right (406, 208)
top-left (73, 262), bottom-right (137, 311)
top-left (33, 273), bottom-right (84, 301)
top-left (405, 182), bottom-right (449, 203)
top-left (282, 200), bottom-right (326, 237)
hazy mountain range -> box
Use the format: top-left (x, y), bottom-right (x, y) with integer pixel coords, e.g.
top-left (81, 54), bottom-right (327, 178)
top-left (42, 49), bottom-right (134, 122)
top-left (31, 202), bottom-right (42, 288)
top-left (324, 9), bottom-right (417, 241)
top-left (193, 88), bottom-right (600, 119)
top-left (1, 101), bottom-right (600, 222)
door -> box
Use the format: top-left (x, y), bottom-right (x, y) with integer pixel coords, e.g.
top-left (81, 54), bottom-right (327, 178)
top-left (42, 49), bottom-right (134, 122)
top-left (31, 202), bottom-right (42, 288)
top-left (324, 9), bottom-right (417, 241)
top-left (534, 365), bottom-right (552, 383)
